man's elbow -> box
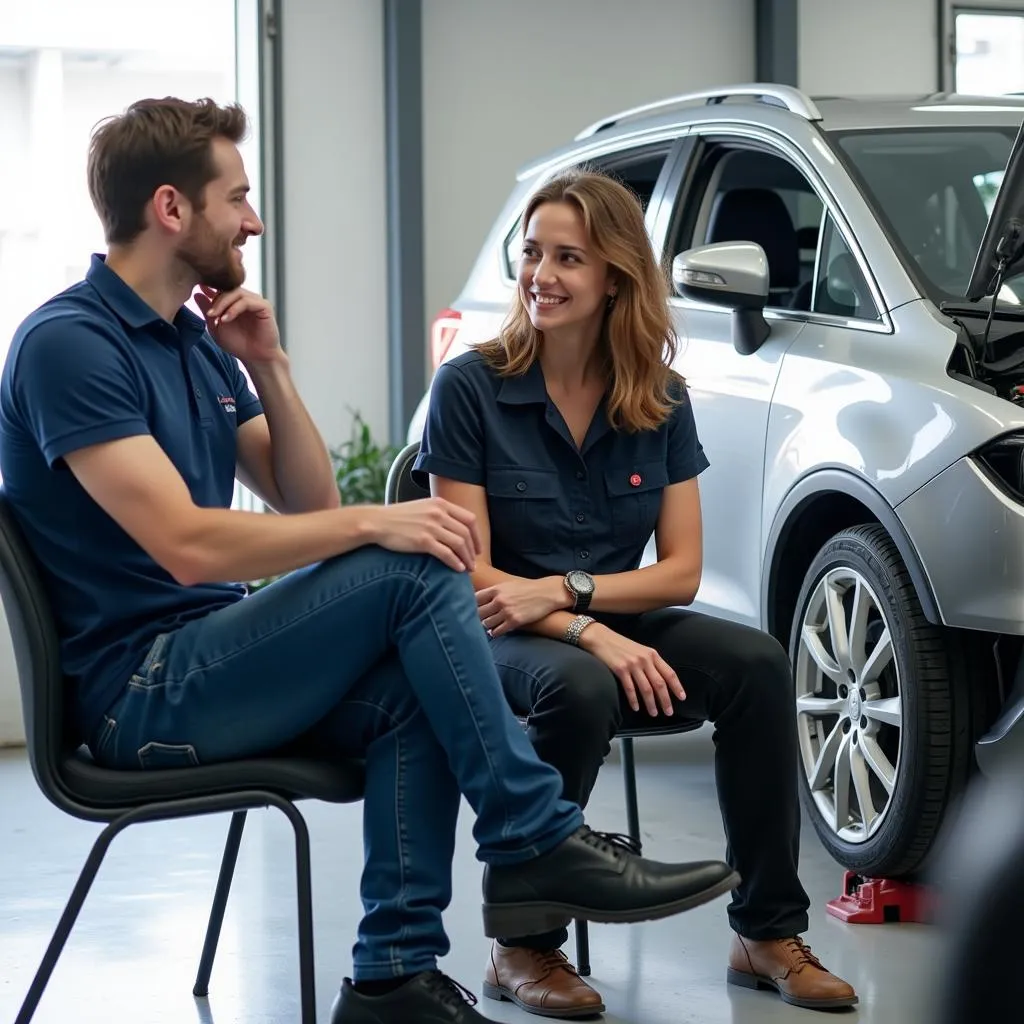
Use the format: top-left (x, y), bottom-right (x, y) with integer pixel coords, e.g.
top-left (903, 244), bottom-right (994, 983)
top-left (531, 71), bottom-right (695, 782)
top-left (278, 479), bottom-right (341, 515)
top-left (320, 485), bottom-right (342, 511)
top-left (152, 516), bottom-right (219, 587)
top-left (162, 546), bottom-right (213, 587)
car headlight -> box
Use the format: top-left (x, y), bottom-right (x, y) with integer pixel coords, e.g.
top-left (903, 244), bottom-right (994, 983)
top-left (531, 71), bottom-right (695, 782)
top-left (976, 432), bottom-right (1024, 501)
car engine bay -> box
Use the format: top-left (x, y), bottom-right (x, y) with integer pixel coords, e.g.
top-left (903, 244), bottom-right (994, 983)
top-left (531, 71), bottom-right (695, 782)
top-left (943, 304), bottom-right (1024, 407)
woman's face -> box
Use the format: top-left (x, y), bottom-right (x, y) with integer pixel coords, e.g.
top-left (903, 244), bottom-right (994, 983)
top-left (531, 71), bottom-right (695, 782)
top-left (517, 200), bottom-right (615, 337)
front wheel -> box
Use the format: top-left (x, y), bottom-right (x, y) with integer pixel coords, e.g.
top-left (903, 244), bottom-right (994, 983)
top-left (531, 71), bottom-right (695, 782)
top-left (788, 524), bottom-right (971, 878)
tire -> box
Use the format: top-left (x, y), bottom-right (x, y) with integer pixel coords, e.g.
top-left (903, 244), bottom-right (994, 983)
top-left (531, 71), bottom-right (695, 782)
top-left (788, 524), bottom-right (972, 879)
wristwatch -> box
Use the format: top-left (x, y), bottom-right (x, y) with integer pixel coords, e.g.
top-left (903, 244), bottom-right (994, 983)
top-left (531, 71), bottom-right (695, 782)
top-left (564, 614), bottom-right (596, 647)
top-left (563, 570), bottom-right (595, 613)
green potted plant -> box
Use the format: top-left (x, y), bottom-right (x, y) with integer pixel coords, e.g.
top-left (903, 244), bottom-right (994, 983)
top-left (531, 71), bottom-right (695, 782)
top-left (331, 409), bottom-right (401, 506)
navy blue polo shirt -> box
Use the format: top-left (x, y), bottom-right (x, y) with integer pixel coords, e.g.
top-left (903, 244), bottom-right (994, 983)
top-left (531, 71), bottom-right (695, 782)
top-left (0, 255), bottom-right (263, 738)
top-left (414, 350), bottom-right (709, 580)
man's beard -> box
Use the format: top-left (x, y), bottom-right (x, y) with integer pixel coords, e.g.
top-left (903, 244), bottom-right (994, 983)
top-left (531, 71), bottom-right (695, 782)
top-left (180, 218), bottom-right (245, 292)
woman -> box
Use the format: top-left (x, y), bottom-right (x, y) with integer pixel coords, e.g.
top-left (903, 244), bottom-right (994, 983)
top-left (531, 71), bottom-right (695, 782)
top-left (414, 170), bottom-right (857, 1016)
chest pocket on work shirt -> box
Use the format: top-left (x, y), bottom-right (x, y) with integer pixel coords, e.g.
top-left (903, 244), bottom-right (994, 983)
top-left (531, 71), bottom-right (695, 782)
top-left (486, 467), bottom-right (559, 556)
top-left (604, 462), bottom-right (669, 549)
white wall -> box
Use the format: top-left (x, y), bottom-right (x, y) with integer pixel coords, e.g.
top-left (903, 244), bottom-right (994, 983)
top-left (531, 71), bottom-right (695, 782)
top-left (278, 0), bottom-right (389, 445)
top-left (798, 0), bottom-right (936, 95)
top-left (421, 0), bottom-right (756, 364)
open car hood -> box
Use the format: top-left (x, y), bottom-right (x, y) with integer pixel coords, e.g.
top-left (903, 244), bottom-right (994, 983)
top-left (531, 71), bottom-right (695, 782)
top-left (967, 119), bottom-right (1024, 302)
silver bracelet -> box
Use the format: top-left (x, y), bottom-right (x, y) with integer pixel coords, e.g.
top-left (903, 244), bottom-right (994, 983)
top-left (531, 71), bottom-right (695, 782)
top-left (564, 614), bottom-right (596, 647)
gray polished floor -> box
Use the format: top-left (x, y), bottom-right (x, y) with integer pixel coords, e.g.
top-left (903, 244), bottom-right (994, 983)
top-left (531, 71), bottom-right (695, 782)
top-left (0, 729), bottom-right (941, 1023)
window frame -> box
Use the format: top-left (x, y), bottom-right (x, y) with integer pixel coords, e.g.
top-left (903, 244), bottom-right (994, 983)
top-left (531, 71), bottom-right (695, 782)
top-left (813, 209), bottom-right (883, 321)
top-left (665, 126), bottom-right (892, 333)
top-left (499, 138), bottom-right (680, 284)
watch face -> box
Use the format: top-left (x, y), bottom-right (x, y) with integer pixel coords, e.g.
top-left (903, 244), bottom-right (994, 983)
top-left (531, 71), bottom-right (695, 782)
top-left (568, 570), bottom-right (595, 594)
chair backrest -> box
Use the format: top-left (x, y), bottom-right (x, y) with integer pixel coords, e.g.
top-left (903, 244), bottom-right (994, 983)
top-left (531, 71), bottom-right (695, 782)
top-left (0, 492), bottom-right (71, 800)
top-left (385, 441), bottom-right (430, 505)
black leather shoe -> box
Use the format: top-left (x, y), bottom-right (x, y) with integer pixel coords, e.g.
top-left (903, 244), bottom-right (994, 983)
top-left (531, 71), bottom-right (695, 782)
top-left (330, 972), bottom-right (489, 1023)
top-left (481, 826), bottom-right (739, 938)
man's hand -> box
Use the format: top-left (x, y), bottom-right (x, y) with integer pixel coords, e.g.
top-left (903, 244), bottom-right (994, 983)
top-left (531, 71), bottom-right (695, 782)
top-left (370, 498), bottom-right (482, 573)
top-left (580, 625), bottom-right (686, 716)
top-left (194, 285), bottom-right (282, 364)
top-left (476, 577), bottom-right (571, 636)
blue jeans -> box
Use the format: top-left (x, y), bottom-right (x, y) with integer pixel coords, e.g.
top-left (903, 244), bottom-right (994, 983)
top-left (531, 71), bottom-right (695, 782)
top-left (88, 547), bottom-right (583, 980)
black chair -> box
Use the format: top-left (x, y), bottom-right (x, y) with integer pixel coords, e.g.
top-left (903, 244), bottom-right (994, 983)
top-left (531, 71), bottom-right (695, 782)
top-left (385, 443), bottom-right (703, 975)
top-left (0, 493), bottom-right (366, 1024)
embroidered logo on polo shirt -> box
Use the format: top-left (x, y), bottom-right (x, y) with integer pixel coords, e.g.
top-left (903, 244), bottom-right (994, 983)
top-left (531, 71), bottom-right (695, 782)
top-left (218, 394), bottom-right (237, 414)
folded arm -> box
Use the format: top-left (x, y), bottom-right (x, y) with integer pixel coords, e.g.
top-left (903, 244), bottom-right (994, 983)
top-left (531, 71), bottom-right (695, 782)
top-left (431, 473), bottom-right (696, 716)
top-left (430, 475), bottom-right (703, 626)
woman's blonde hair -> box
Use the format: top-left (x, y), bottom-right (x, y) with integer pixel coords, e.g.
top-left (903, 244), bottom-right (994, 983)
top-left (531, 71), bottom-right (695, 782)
top-left (476, 168), bottom-right (682, 432)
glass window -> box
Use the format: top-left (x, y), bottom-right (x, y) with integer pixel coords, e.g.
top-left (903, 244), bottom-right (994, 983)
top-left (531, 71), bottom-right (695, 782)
top-left (669, 144), bottom-right (824, 311)
top-left (0, 0), bottom-right (262, 504)
top-left (0, 0), bottom-right (260, 360)
top-left (503, 144), bottom-right (671, 278)
top-left (813, 215), bottom-right (880, 321)
top-left (835, 127), bottom-right (1018, 304)
top-left (955, 11), bottom-right (1024, 95)
top-left (974, 169), bottom-right (1004, 216)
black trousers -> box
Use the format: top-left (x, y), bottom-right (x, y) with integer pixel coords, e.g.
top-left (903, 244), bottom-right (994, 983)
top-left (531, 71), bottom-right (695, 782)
top-left (490, 607), bottom-right (810, 949)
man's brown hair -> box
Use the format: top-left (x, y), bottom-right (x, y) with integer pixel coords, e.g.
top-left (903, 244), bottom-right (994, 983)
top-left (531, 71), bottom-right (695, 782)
top-left (87, 97), bottom-right (249, 245)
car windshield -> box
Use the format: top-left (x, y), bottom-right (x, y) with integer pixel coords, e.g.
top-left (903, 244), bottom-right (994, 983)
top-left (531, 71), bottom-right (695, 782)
top-left (833, 126), bottom-right (1022, 305)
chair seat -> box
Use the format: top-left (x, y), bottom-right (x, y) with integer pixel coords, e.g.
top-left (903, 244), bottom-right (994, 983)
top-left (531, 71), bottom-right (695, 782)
top-left (615, 717), bottom-right (704, 739)
top-left (58, 747), bottom-right (366, 816)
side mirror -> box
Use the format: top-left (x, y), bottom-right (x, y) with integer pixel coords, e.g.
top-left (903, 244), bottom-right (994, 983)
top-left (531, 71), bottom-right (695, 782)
top-left (672, 242), bottom-right (771, 355)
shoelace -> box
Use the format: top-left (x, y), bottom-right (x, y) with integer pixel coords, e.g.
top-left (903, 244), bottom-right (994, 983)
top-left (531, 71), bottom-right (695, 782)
top-left (423, 971), bottom-right (479, 1009)
top-left (582, 827), bottom-right (643, 858)
top-left (534, 948), bottom-right (580, 978)
top-left (784, 937), bottom-right (825, 971)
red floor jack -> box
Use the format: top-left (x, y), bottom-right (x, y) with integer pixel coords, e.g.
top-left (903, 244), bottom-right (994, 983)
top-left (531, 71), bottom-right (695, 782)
top-left (826, 871), bottom-right (934, 924)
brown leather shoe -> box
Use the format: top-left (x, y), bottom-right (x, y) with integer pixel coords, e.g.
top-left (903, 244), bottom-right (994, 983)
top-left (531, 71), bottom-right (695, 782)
top-left (727, 935), bottom-right (858, 1010)
top-left (483, 941), bottom-right (605, 1019)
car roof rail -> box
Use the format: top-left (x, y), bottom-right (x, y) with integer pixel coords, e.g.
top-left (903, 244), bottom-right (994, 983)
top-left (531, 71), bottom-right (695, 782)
top-left (575, 83), bottom-right (823, 140)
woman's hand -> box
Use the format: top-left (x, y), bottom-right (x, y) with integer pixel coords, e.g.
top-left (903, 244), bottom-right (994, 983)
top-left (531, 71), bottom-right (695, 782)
top-left (580, 624), bottom-right (686, 716)
top-left (476, 576), bottom-right (571, 636)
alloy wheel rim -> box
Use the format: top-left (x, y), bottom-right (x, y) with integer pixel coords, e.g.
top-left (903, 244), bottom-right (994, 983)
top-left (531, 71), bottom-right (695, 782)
top-left (794, 567), bottom-right (903, 844)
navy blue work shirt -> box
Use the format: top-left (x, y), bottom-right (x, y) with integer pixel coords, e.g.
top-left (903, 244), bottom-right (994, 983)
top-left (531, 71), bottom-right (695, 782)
top-left (413, 349), bottom-right (709, 581)
top-left (0, 255), bottom-right (263, 738)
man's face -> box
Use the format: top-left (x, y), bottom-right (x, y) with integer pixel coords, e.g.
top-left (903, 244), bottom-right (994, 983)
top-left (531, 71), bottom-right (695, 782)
top-left (177, 137), bottom-right (263, 291)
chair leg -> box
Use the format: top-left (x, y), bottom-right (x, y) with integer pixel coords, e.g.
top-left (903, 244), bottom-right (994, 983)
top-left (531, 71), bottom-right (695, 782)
top-left (16, 818), bottom-right (125, 1024)
top-left (193, 810), bottom-right (247, 997)
top-left (268, 797), bottom-right (317, 1024)
top-left (574, 918), bottom-right (591, 976)
top-left (621, 737), bottom-right (641, 850)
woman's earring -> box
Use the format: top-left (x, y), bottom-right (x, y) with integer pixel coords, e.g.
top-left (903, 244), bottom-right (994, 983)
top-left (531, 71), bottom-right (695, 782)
top-left (607, 291), bottom-right (618, 311)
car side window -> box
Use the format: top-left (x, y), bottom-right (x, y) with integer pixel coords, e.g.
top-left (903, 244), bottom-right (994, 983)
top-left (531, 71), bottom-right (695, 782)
top-left (503, 144), bottom-right (672, 279)
top-left (813, 214), bottom-right (881, 321)
top-left (667, 143), bottom-right (825, 312)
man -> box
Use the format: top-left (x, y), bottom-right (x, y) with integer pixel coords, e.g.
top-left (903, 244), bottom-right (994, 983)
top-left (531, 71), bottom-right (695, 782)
top-left (0, 97), bottom-right (737, 1024)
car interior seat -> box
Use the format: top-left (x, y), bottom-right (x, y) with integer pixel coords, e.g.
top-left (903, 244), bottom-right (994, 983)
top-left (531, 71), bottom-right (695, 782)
top-left (706, 188), bottom-right (803, 308)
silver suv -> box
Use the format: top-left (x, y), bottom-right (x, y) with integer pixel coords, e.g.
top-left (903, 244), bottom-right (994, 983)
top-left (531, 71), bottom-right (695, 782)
top-left (407, 84), bottom-right (1024, 880)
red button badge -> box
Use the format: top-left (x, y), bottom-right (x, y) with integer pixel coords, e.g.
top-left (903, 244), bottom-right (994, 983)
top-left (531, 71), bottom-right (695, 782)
top-left (629, 473), bottom-right (642, 487)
